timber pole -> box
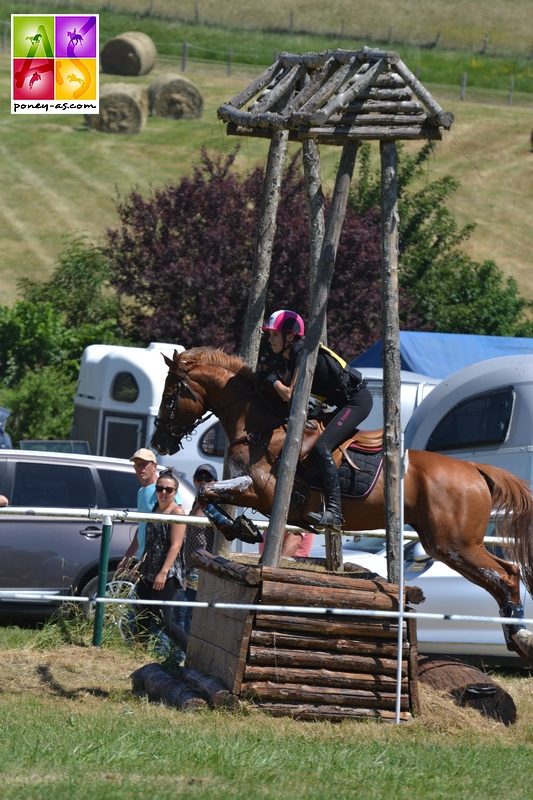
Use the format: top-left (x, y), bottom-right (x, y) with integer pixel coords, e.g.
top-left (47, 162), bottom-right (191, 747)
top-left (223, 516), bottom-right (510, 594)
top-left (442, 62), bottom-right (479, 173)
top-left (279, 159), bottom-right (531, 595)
top-left (240, 130), bottom-right (289, 369)
top-left (380, 140), bottom-right (402, 584)
top-left (216, 130), bottom-right (289, 558)
top-left (262, 142), bottom-right (359, 569)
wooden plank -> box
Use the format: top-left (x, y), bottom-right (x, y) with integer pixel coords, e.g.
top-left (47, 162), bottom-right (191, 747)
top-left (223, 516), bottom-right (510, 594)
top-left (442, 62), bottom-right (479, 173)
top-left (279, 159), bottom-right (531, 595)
top-left (260, 565), bottom-right (404, 596)
top-left (254, 612), bottom-right (402, 639)
top-left (248, 646), bottom-right (406, 675)
top-left (243, 665), bottom-right (407, 690)
top-left (249, 629), bottom-right (408, 658)
top-left (241, 681), bottom-right (410, 711)
top-left (260, 580), bottom-right (402, 610)
top-left (186, 571), bottom-right (258, 692)
top-left (191, 550), bottom-right (261, 585)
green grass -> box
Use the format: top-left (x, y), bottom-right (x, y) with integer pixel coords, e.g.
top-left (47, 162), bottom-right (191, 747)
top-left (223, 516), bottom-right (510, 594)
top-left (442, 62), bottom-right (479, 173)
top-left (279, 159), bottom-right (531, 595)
top-left (1, 619), bottom-right (533, 799)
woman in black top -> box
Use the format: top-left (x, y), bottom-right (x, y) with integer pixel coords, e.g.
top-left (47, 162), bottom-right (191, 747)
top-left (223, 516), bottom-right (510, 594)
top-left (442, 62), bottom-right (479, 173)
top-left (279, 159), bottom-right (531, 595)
top-left (259, 310), bottom-right (373, 531)
top-left (136, 468), bottom-right (188, 652)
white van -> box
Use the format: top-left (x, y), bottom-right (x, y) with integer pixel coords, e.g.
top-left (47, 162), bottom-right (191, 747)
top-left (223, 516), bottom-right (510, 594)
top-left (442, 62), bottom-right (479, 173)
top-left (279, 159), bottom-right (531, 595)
top-left (72, 343), bottom-right (440, 482)
top-left (404, 355), bottom-right (533, 487)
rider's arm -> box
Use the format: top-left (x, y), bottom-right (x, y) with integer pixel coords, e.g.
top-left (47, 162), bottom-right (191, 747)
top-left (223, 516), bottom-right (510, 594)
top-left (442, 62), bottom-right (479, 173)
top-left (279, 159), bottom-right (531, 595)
top-left (267, 375), bottom-right (292, 403)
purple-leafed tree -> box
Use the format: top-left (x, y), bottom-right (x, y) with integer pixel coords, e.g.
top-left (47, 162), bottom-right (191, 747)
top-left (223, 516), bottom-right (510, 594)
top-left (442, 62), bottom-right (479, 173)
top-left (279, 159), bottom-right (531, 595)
top-left (105, 147), bottom-right (424, 358)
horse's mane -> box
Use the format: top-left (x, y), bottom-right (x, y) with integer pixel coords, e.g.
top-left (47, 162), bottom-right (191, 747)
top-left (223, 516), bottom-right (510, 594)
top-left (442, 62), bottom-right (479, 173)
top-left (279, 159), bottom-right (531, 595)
top-left (179, 347), bottom-right (256, 383)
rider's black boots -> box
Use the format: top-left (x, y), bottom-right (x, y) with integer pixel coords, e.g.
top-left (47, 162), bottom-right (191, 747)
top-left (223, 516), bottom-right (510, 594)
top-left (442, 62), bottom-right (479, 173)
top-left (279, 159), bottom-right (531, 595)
top-left (306, 449), bottom-right (344, 532)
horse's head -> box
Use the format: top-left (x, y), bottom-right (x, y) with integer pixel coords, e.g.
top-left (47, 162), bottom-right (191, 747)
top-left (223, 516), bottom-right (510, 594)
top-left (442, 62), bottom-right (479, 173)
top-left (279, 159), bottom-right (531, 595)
top-left (151, 350), bottom-right (207, 456)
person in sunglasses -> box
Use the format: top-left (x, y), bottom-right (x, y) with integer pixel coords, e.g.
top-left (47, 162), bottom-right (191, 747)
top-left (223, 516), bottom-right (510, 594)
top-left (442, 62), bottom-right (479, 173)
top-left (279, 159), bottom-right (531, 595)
top-left (136, 467), bottom-right (188, 655)
top-left (182, 463), bottom-right (219, 634)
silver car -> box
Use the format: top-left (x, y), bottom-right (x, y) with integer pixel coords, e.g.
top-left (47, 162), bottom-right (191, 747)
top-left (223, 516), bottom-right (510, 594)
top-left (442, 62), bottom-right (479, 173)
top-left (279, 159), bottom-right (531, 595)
top-left (0, 449), bottom-right (194, 617)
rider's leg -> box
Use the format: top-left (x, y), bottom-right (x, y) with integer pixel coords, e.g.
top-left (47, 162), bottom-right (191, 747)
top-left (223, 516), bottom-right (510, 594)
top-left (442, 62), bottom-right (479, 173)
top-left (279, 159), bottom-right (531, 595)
top-left (306, 388), bottom-right (373, 531)
top-left (199, 500), bottom-right (263, 545)
top-left (306, 440), bottom-right (344, 531)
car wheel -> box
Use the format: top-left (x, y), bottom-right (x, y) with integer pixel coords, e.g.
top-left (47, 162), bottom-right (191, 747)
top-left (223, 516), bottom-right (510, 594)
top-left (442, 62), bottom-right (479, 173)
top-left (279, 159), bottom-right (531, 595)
top-left (80, 573), bottom-right (138, 642)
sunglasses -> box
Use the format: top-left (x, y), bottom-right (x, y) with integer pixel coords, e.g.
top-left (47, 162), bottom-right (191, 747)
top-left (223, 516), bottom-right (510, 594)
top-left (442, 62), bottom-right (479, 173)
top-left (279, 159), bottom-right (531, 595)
top-left (194, 473), bottom-right (214, 482)
top-left (155, 485), bottom-right (175, 494)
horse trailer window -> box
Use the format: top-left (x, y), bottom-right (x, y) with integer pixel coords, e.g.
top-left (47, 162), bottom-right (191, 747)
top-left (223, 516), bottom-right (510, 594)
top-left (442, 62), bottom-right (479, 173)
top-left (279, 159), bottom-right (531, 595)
top-left (111, 372), bottom-right (139, 403)
top-left (427, 387), bottom-right (514, 451)
top-left (200, 422), bottom-right (228, 458)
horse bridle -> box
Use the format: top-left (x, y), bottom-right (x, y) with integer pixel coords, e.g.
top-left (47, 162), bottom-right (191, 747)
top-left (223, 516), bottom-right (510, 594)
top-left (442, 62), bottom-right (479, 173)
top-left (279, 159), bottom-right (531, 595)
top-left (154, 371), bottom-right (213, 449)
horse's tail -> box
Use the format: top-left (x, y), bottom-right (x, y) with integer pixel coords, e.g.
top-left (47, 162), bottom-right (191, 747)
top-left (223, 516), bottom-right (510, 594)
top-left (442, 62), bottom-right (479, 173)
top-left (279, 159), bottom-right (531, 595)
top-left (474, 462), bottom-right (533, 597)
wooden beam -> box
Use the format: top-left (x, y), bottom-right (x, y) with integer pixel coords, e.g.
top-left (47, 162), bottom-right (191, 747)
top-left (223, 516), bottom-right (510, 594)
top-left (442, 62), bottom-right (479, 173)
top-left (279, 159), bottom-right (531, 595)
top-left (380, 141), bottom-right (402, 585)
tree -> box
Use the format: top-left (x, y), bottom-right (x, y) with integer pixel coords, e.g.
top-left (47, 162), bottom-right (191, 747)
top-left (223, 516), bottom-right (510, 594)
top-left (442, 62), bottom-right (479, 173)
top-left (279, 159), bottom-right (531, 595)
top-left (106, 148), bottom-right (420, 357)
top-left (0, 237), bottom-right (127, 442)
top-left (351, 143), bottom-right (533, 336)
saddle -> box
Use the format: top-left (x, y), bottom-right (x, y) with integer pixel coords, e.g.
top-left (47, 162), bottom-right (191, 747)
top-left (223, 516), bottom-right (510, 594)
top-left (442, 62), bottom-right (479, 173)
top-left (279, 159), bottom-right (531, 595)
top-left (299, 419), bottom-right (383, 465)
top-left (293, 421), bottom-right (384, 506)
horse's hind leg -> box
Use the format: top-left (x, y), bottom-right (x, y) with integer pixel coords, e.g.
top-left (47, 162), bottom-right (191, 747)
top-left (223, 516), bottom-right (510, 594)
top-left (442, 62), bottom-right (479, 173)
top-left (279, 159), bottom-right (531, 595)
top-left (428, 535), bottom-right (525, 653)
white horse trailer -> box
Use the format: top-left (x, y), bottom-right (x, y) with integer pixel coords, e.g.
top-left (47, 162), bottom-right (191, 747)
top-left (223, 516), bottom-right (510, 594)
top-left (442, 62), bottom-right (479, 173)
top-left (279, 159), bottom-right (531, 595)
top-left (71, 342), bottom-right (184, 460)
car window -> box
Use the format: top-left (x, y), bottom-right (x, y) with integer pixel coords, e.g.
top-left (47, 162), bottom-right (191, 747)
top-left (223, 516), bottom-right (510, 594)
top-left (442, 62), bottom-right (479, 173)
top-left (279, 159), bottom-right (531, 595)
top-left (427, 386), bottom-right (514, 451)
top-left (98, 469), bottom-right (138, 508)
top-left (11, 462), bottom-right (97, 508)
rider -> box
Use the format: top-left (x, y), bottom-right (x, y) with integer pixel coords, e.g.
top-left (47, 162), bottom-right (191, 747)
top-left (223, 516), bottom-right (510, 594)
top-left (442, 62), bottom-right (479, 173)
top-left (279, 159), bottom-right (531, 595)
top-left (259, 309), bottom-right (373, 531)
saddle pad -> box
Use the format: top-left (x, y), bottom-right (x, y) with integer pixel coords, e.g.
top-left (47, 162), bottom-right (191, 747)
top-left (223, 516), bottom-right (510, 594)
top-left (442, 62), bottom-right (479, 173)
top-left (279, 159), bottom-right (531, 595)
top-left (338, 450), bottom-right (383, 499)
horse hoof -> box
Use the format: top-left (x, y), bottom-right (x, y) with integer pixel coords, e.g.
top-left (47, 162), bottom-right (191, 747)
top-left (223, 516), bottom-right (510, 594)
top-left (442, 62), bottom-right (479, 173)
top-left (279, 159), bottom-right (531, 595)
top-left (511, 629), bottom-right (533, 663)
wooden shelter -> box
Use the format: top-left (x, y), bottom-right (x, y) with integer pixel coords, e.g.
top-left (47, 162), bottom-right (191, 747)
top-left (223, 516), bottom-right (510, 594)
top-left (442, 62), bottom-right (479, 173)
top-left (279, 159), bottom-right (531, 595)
top-left (131, 49), bottom-right (456, 724)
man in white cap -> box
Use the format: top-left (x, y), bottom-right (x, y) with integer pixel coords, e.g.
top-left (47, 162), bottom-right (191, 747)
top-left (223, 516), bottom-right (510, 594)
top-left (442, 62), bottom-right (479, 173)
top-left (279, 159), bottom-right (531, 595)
top-left (118, 448), bottom-right (166, 568)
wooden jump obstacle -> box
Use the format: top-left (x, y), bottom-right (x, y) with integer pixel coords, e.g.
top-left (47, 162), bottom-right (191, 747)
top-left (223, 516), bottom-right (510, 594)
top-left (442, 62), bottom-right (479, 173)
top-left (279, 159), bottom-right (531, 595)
top-left (183, 550), bottom-right (422, 722)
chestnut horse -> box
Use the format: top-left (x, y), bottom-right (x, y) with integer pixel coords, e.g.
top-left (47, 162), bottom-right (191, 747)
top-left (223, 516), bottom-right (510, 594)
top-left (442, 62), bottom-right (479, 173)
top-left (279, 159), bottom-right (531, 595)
top-left (151, 347), bottom-right (533, 663)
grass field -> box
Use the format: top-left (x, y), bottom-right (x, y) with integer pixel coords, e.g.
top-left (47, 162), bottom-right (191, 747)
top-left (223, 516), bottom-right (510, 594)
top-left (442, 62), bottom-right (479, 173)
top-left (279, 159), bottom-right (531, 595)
top-left (1, 5), bottom-right (532, 306)
top-left (14, 0), bottom-right (533, 57)
top-left (1, 621), bottom-right (533, 800)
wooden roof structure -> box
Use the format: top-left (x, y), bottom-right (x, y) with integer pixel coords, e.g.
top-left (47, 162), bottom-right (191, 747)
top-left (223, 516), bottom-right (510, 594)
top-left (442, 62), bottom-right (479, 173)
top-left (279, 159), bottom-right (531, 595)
top-left (218, 47), bottom-right (454, 144)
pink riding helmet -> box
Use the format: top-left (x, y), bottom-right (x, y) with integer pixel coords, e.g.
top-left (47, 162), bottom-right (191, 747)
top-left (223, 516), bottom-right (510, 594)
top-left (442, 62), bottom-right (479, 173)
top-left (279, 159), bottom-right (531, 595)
top-left (261, 309), bottom-right (305, 337)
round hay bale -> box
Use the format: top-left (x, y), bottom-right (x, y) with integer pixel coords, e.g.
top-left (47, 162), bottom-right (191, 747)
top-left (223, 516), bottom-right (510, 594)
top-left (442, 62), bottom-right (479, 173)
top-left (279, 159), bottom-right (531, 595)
top-left (101, 31), bottom-right (157, 77)
top-left (86, 83), bottom-right (148, 135)
top-left (148, 73), bottom-right (203, 119)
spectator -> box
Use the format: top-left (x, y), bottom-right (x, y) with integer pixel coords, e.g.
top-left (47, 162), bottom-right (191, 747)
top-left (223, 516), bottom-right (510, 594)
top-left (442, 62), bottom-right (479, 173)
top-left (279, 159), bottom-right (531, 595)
top-left (136, 468), bottom-right (188, 656)
top-left (182, 463), bottom-right (218, 633)
top-left (259, 528), bottom-right (315, 559)
top-left (118, 448), bottom-right (184, 569)
top-left (0, 494), bottom-right (9, 507)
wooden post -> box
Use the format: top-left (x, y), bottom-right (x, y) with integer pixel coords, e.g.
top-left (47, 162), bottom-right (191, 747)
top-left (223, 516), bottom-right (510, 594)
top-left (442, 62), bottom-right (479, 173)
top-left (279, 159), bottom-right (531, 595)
top-left (216, 131), bottom-right (289, 557)
top-left (262, 142), bottom-right (359, 569)
top-left (380, 141), bottom-right (401, 585)
top-left (239, 130), bottom-right (289, 369)
top-left (460, 72), bottom-right (467, 101)
top-left (302, 140), bottom-right (326, 337)
top-left (181, 41), bottom-right (188, 73)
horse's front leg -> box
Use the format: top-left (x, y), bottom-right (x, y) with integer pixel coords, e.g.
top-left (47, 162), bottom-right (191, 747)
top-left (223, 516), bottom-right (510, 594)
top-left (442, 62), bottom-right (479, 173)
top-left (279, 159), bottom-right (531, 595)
top-left (197, 478), bottom-right (263, 545)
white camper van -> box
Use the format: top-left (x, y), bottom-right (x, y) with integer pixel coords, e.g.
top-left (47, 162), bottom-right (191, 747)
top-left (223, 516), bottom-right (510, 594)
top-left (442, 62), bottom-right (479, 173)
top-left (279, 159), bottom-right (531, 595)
top-left (404, 355), bottom-right (533, 487)
top-left (72, 342), bottom-right (440, 482)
